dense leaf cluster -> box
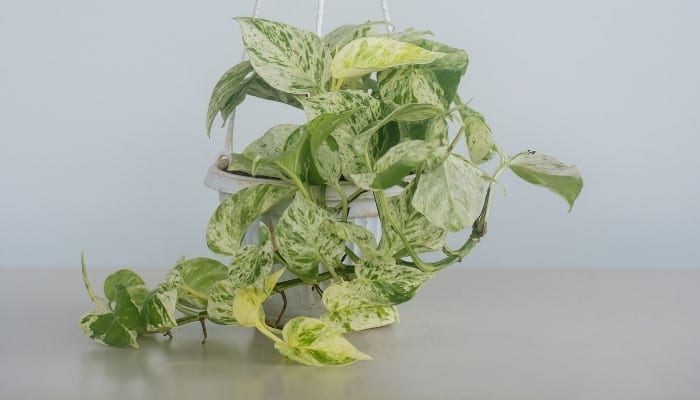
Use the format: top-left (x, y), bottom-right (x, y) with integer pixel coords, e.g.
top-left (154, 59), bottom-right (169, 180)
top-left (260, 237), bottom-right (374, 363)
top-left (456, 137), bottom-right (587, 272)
top-left (80, 18), bottom-right (583, 366)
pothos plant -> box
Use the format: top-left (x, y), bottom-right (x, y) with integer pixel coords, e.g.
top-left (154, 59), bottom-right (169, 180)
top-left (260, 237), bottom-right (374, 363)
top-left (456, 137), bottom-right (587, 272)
top-left (80, 17), bottom-right (583, 366)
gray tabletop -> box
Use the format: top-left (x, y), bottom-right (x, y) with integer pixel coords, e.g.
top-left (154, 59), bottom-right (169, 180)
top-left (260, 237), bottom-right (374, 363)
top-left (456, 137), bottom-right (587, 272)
top-left (2, 267), bottom-right (699, 400)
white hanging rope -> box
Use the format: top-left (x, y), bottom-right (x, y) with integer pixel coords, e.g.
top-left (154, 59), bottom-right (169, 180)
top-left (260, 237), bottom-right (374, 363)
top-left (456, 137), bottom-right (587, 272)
top-left (316, 0), bottom-right (326, 36)
top-left (224, 0), bottom-right (263, 155)
top-left (380, 0), bottom-right (394, 32)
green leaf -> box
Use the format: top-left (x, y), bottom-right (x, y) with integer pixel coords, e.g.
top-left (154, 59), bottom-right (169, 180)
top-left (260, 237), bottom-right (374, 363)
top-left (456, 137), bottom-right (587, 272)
top-left (382, 28), bottom-right (433, 42)
top-left (206, 184), bottom-right (296, 255)
top-left (274, 317), bottom-right (371, 366)
top-left (232, 286), bottom-right (268, 328)
top-left (331, 37), bottom-right (444, 80)
top-left (103, 270), bottom-right (148, 308)
top-left (276, 194), bottom-right (345, 283)
top-left (306, 111), bottom-right (355, 183)
top-left (141, 283), bottom-right (178, 332)
top-left (457, 105), bottom-right (494, 164)
top-left (380, 180), bottom-right (447, 257)
top-left (321, 281), bottom-right (399, 333)
top-left (356, 258), bottom-right (433, 305)
top-left (412, 154), bottom-right (487, 232)
top-left (406, 38), bottom-right (469, 105)
top-left (166, 258), bottom-right (228, 310)
top-left (350, 140), bottom-right (449, 190)
top-left (80, 311), bottom-right (139, 348)
top-left (236, 17), bottom-right (331, 94)
top-left (205, 61), bottom-right (255, 136)
top-left (264, 268), bottom-right (286, 294)
top-left (80, 285), bottom-right (143, 348)
top-left (509, 153), bottom-right (583, 210)
top-left (323, 21), bottom-right (388, 55)
top-left (243, 124), bottom-right (300, 159)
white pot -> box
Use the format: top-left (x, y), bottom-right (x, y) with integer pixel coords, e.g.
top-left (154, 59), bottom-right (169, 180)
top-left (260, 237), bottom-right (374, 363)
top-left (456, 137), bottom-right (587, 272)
top-left (204, 157), bottom-right (396, 325)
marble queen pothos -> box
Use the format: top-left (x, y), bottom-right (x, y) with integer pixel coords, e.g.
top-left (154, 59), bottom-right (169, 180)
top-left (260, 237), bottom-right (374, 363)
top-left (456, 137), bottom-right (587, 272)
top-left (79, 17), bottom-right (583, 366)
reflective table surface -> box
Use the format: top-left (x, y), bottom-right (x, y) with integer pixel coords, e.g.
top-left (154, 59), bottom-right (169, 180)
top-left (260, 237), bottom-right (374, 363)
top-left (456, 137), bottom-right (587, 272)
top-left (2, 268), bottom-right (699, 399)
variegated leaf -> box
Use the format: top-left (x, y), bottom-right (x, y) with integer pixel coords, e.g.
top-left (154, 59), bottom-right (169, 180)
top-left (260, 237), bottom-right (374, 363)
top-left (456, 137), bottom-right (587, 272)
top-left (166, 258), bottom-right (228, 310)
top-left (458, 105), bottom-right (494, 164)
top-left (141, 283), bottom-right (178, 332)
top-left (350, 140), bottom-right (449, 190)
top-left (236, 17), bottom-right (331, 94)
top-left (509, 153), bottom-right (583, 210)
top-left (229, 243), bottom-right (274, 289)
top-left (413, 154), bottom-right (487, 232)
top-left (275, 194), bottom-right (345, 283)
top-left (80, 285), bottom-right (143, 348)
top-left (397, 117), bottom-right (449, 144)
top-left (407, 38), bottom-right (468, 105)
top-left (381, 180), bottom-right (447, 257)
top-left (206, 184), bottom-right (296, 255)
top-left (352, 103), bottom-right (445, 165)
top-left (299, 91), bottom-right (383, 176)
top-left (378, 68), bottom-right (446, 107)
top-left (331, 37), bottom-right (444, 80)
top-left (382, 28), bottom-right (433, 42)
top-left (205, 61), bottom-right (255, 135)
top-left (323, 21), bottom-right (388, 55)
top-left (274, 317), bottom-right (371, 366)
top-left (103, 269), bottom-right (148, 308)
top-left (238, 124), bottom-right (299, 178)
top-left (206, 279), bottom-right (239, 325)
top-left (322, 220), bottom-right (382, 259)
top-left (306, 111), bottom-right (355, 183)
top-left (355, 257), bottom-right (433, 305)
top-left (80, 311), bottom-right (139, 349)
top-left (321, 281), bottom-right (399, 333)
top-left (246, 74), bottom-right (303, 108)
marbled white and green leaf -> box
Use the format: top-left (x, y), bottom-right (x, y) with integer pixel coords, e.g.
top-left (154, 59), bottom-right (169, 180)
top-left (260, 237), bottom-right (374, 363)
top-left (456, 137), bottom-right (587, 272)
top-left (166, 258), bottom-right (228, 310)
top-left (206, 184), bottom-right (296, 255)
top-left (236, 17), bottom-right (331, 94)
top-left (509, 153), bottom-right (583, 210)
top-left (274, 317), bottom-right (372, 366)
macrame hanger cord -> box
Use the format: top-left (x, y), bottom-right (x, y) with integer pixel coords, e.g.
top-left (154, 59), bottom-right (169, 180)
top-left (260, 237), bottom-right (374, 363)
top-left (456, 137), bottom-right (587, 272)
top-left (224, 0), bottom-right (262, 156)
top-left (316, 0), bottom-right (326, 36)
top-left (380, 0), bottom-right (395, 32)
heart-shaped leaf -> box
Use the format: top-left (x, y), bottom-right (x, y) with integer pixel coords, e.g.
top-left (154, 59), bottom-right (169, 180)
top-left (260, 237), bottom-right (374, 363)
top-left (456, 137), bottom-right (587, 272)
top-left (509, 153), bottom-right (583, 210)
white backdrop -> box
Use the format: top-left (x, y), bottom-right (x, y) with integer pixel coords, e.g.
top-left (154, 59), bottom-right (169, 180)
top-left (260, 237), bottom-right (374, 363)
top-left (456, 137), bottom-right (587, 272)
top-left (1, 0), bottom-right (698, 268)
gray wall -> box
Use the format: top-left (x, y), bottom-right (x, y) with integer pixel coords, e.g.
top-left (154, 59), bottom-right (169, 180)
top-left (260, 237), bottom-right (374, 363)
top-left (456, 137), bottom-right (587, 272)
top-left (1, 0), bottom-right (698, 268)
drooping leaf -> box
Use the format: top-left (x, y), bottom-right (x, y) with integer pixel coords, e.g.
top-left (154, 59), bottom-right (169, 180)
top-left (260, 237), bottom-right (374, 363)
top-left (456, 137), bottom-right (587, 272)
top-left (350, 140), bottom-right (449, 190)
top-left (321, 282), bottom-right (399, 333)
top-left (509, 153), bottom-right (583, 210)
top-left (205, 61), bottom-right (255, 136)
top-left (232, 286), bottom-right (268, 328)
top-left (323, 21), bottom-right (389, 55)
top-left (80, 311), bottom-right (139, 348)
top-left (331, 37), bottom-right (444, 80)
top-left (306, 111), bottom-right (356, 183)
top-left (206, 184), bottom-right (296, 255)
top-left (274, 317), bottom-right (372, 366)
top-left (141, 283), bottom-right (178, 332)
top-left (458, 105), bottom-right (494, 164)
top-left (236, 17), bottom-right (331, 94)
top-left (275, 194), bottom-right (345, 283)
top-left (407, 38), bottom-right (469, 105)
top-left (166, 258), bottom-right (229, 310)
top-left (380, 180), bottom-right (447, 257)
top-left (412, 154), bottom-right (487, 232)
top-left (80, 285), bottom-right (143, 348)
top-left (103, 269), bottom-right (148, 308)
top-left (355, 257), bottom-right (433, 305)
top-left (246, 74), bottom-right (303, 108)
